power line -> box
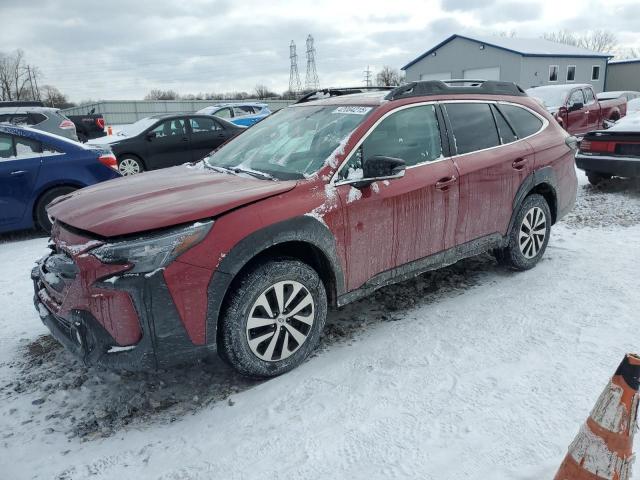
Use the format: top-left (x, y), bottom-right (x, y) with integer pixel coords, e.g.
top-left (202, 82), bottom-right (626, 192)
top-left (288, 40), bottom-right (301, 95)
top-left (363, 65), bottom-right (372, 86)
top-left (304, 34), bottom-right (319, 91)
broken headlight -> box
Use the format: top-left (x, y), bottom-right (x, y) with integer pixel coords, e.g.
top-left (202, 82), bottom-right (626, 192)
top-left (91, 221), bottom-right (213, 273)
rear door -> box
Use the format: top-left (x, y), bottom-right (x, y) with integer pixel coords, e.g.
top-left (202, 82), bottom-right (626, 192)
top-left (187, 116), bottom-right (230, 161)
top-left (0, 133), bottom-right (43, 226)
top-left (145, 118), bottom-right (191, 169)
top-left (443, 101), bottom-right (534, 244)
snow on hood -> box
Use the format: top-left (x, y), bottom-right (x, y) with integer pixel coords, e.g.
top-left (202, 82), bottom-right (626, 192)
top-left (47, 164), bottom-right (297, 237)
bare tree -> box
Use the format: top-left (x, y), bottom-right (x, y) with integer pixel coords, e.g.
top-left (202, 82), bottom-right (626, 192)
top-left (144, 89), bottom-right (179, 100)
top-left (40, 85), bottom-right (74, 109)
top-left (376, 66), bottom-right (402, 87)
top-left (0, 49), bottom-right (40, 101)
top-left (543, 30), bottom-right (618, 53)
top-left (254, 85), bottom-right (276, 99)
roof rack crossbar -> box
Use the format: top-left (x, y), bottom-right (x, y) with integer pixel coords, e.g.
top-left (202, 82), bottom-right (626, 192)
top-left (295, 86), bottom-right (395, 104)
top-left (385, 80), bottom-right (526, 101)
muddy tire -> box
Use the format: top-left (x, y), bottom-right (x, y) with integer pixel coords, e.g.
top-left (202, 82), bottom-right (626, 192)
top-left (218, 259), bottom-right (327, 377)
top-left (495, 194), bottom-right (551, 271)
top-left (35, 186), bottom-right (77, 233)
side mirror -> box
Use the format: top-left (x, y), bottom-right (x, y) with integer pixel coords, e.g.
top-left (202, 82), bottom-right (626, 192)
top-left (146, 131), bottom-right (157, 140)
top-left (353, 156), bottom-right (406, 188)
top-left (568, 101), bottom-right (584, 112)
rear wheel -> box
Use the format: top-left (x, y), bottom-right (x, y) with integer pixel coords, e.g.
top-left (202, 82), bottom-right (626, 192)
top-left (35, 186), bottom-right (77, 233)
top-left (218, 259), bottom-right (327, 377)
top-left (495, 194), bottom-right (551, 271)
top-left (117, 156), bottom-right (144, 176)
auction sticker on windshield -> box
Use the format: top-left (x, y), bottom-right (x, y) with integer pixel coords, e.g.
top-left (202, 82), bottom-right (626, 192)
top-left (332, 106), bottom-right (372, 115)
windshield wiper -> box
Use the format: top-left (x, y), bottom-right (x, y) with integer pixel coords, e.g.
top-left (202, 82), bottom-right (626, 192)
top-left (204, 163), bottom-right (274, 180)
top-left (227, 166), bottom-right (274, 180)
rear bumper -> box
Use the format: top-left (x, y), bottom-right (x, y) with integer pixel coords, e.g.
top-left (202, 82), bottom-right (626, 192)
top-left (575, 153), bottom-right (640, 178)
top-left (32, 262), bottom-right (216, 371)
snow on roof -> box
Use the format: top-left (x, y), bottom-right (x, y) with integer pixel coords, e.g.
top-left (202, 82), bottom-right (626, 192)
top-left (609, 58), bottom-right (640, 64)
top-left (402, 34), bottom-right (612, 70)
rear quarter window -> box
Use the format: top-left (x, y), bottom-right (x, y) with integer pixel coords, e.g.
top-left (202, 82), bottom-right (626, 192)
top-left (498, 104), bottom-right (543, 139)
top-left (444, 103), bottom-right (500, 155)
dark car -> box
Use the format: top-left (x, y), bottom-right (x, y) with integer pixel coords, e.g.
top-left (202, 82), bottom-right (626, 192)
top-left (576, 114), bottom-right (640, 185)
top-left (67, 110), bottom-right (106, 143)
top-left (89, 114), bottom-right (245, 175)
top-left (0, 123), bottom-right (120, 234)
top-left (35, 80), bottom-right (577, 377)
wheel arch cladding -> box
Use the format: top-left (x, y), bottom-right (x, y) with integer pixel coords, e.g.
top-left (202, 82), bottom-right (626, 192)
top-left (206, 215), bottom-right (345, 345)
top-left (509, 167), bottom-right (558, 236)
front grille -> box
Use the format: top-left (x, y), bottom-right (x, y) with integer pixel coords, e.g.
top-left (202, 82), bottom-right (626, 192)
top-left (616, 143), bottom-right (640, 156)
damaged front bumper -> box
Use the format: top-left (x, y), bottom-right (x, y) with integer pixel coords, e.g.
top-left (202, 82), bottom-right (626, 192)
top-left (32, 259), bottom-right (216, 371)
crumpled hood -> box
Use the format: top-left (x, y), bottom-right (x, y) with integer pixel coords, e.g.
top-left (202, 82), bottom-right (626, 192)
top-left (48, 164), bottom-right (297, 237)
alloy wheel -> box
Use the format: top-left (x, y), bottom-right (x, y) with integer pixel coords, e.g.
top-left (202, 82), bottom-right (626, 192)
top-left (519, 206), bottom-right (546, 259)
top-left (245, 280), bottom-right (315, 362)
top-left (118, 158), bottom-right (141, 176)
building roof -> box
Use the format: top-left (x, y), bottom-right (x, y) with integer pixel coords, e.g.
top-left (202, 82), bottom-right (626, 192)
top-left (609, 58), bottom-right (640, 65)
top-left (402, 34), bottom-right (612, 70)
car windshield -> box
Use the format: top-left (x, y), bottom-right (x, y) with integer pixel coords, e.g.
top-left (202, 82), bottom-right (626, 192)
top-left (118, 117), bottom-right (159, 137)
top-left (526, 87), bottom-right (570, 110)
top-left (203, 105), bottom-right (372, 180)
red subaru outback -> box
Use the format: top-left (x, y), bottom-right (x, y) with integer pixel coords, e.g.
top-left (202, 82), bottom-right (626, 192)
top-left (33, 81), bottom-right (577, 377)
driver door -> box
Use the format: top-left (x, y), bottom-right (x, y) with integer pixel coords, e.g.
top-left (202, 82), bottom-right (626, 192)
top-left (335, 104), bottom-right (458, 292)
top-left (567, 89), bottom-right (588, 136)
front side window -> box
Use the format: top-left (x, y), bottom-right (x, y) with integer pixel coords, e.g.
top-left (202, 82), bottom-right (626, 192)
top-left (567, 66), bottom-right (576, 82)
top-left (151, 119), bottom-right (185, 137)
top-left (15, 136), bottom-right (42, 158)
top-left (233, 106), bottom-right (255, 116)
top-left (190, 117), bottom-right (221, 134)
top-left (205, 105), bottom-right (372, 180)
top-left (340, 105), bottom-right (443, 179)
top-left (568, 89), bottom-right (585, 107)
top-left (0, 134), bottom-right (14, 159)
top-left (499, 104), bottom-right (543, 139)
top-left (549, 65), bottom-right (559, 82)
top-left (592, 66), bottom-right (601, 81)
top-left (445, 103), bottom-right (500, 155)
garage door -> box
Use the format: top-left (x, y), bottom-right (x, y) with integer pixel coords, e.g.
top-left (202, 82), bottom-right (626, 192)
top-left (463, 67), bottom-right (500, 81)
top-left (419, 72), bottom-right (451, 81)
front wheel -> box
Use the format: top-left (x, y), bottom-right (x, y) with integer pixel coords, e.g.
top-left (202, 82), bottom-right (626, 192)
top-left (495, 194), bottom-right (551, 271)
top-left (218, 259), bottom-right (327, 377)
top-left (117, 156), bottom-right (144, 176)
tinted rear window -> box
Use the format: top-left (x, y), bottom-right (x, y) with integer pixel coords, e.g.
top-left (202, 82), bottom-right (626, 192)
top-left (445, 103), bottom-right (500, 155)
top-left (499, 104), bottom-right (543, 139)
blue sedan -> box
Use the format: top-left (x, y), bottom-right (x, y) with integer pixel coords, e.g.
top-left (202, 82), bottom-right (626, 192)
top-left (196, 103), bottom-right (271, 127)
top-left (0, 124), bottom-right (121, 234)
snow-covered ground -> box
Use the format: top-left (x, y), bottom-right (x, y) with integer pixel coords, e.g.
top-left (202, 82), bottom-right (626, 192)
top-left (1, 170), bottom-right (639, 480)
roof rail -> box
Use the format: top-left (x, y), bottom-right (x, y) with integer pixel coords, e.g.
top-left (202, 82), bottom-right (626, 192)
top-left (385, 80), bottom-right (526, 101)
top-left (295, 86), bottom-right (395, 104)
top-left (0, 101), bottom-right (44, 108)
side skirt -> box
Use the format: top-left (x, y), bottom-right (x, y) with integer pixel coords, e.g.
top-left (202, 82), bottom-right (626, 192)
top-left (337, 233), bottom-right (505, 307)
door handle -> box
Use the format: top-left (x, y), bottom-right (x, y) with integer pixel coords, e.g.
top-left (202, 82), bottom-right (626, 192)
top-left (512, 158), bottom-right (528, 170)
top-left (181, 136), bottom-right (188, 142)
top-left (435, 176), bottom-right (457, 191)
top-left (10, 170), bottom-right (27, 176)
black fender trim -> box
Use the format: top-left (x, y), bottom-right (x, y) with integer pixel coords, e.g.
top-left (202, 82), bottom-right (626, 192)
top-left (205, 215), bottom-right (345, 343)
top-left (507, 167), bottom-right (558, 236)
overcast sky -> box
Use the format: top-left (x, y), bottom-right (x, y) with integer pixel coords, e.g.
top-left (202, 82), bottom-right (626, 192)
top-left (1, 0), bottom-right (639, 101)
